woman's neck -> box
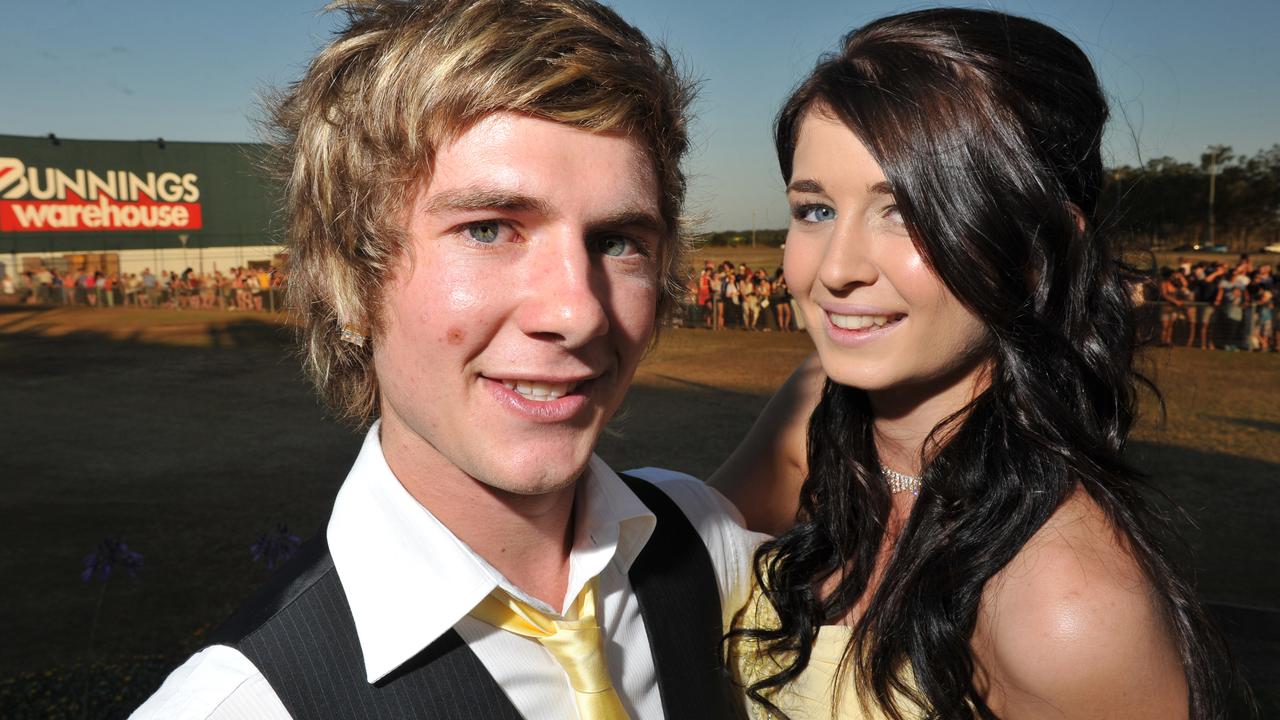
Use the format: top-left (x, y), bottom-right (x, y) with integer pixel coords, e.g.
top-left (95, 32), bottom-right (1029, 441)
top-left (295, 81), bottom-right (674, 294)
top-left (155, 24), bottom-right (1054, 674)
top-left (868, 357), bottom-right (991, 476)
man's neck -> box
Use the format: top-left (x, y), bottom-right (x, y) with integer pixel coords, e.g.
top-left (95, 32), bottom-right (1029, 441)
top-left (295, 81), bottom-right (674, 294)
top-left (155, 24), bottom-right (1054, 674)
top-left (378, 422), bottom-right (578, 611)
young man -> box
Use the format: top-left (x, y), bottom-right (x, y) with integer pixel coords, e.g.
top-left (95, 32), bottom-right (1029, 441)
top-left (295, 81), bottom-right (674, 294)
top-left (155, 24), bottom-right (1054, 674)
top-left (132, 1), bottom-right (760, 718)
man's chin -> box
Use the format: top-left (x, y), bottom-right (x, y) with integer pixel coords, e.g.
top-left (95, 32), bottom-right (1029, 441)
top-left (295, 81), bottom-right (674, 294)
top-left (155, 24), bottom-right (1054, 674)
top-left (471, 457), bottom-right (592, 499)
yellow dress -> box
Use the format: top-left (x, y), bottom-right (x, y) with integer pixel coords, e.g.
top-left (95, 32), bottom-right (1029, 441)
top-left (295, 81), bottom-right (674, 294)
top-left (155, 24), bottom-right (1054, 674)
top-left (729, 585), bottom-right (922, 720)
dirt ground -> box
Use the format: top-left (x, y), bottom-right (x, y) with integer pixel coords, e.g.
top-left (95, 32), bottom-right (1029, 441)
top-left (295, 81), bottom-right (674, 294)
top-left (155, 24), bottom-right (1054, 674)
top-left (1, 306), bottom-right (1276, 716)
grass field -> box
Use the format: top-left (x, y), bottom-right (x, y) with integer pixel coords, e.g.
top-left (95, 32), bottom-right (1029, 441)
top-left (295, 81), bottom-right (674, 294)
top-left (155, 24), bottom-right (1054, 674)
top-left (1, 306), bottom-right (1276, 717)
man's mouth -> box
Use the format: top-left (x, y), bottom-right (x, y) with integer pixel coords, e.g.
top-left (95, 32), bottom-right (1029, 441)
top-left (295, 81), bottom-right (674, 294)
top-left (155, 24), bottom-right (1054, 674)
top-left (827, 312), bottom-right (905, 331)
top-left (499, 379), bottom-right (581, 402)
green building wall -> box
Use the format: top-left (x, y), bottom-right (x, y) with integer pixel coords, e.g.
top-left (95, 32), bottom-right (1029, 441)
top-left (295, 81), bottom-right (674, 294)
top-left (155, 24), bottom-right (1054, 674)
top-left (0, 134), bottom-right (281, 255)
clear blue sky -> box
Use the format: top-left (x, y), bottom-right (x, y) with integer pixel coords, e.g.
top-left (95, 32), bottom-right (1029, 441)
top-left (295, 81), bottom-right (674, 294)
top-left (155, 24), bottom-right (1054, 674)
top-left (3, 0), bottom-right (1276, 231)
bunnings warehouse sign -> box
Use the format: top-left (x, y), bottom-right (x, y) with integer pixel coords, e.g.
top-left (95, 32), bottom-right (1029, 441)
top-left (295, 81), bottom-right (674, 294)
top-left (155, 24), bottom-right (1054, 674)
top-left (0, 157), bottom-right (203, 232)
top-left (0, 134), bottom-right (278, 253)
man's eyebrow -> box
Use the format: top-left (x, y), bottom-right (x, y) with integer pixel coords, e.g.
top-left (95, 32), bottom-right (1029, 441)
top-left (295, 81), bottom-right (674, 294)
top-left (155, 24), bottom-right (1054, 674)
top-left (420, 187), bottom-right (554, 216)
top-left (421, 185), bottom-right (666, 236)
top-left (787, 178), bottom-right (823, 194)
top-left (588, 209), bottom-right (667, 237)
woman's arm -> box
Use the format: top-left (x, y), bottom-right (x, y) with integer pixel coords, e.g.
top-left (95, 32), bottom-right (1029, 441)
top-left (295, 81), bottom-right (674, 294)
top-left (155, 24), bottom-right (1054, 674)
top-left (709, 353), bottom-right (825, 535)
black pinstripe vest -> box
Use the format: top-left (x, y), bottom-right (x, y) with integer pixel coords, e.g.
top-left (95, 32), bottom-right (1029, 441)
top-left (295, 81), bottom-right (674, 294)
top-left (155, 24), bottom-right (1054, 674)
top-left (207, 474), bottom-right (741, 719)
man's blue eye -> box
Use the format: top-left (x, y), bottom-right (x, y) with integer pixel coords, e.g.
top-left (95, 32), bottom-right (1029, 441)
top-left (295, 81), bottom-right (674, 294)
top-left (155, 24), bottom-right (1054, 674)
top-left (598, 235), bottom-right (632, 257)
top-left (466, 222), bottom-right (501, 243)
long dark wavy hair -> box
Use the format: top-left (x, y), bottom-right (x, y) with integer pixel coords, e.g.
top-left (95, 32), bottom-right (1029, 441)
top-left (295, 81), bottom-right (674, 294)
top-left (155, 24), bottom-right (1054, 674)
top-left (730, 9), bottom-right (1236, 720)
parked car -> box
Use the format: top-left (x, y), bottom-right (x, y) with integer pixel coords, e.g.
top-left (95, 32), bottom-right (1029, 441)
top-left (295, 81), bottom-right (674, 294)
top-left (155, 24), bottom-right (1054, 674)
top-left (1169, 243), bottom-right (1229, 253)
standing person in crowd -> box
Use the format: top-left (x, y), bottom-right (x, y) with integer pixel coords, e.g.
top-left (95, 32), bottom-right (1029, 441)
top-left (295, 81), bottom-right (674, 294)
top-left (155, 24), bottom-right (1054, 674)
top-left (1254, 263), bottom-right (1274, 292)
top-left (1191, 263), bottom-right (1223, 349)
top-left (35, 265), bottom-right (53, 304)
top-left (124, 273), bottom-right (140, 306)
top-left (1248, 284), bottom-right (1272, 352)
top-left (711, 8), bottom-right (1235, 719)
top-left (1216, 268), bottom-right (1247, 350)
top-left (739, 266), bottom-right (759, 330)
top-left (722, 261), bottom-right (741, 328)
top-left (134, 1), bottom-right (762, 718)
top-left (140, 268), bottom-right (157, 308)
top-left (770, 267), bottom-right (792, 332)
top-left (196, 272), bottom-right (214, 309)
top-left (255, 267), bottom-right (272, 310)
top-left (53, 269), bottom-right (69, 306)
top-left (698, 263), bottom-right (714, 328)
top-left (712, 267), bottom-right (727, 330)
top-left (1175, 271), bottom-right (1195, 346)
top-left (752, 269), bottom-right (772, 330)
top-left (103, 273), bottom-right (118, 308)
top-left (1159, 268), bottom-right (1189, 346)
top-left (73, 270), bottom-right (88, 306)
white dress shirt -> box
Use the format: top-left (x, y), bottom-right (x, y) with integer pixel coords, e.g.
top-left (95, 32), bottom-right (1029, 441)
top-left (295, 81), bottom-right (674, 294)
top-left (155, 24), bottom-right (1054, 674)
top-left (132, 422), bottom-right (765, 719)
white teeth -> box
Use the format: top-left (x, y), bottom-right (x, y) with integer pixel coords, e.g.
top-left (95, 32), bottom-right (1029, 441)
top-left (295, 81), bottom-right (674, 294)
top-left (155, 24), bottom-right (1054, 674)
top-left (829, 313), bottom-right (901, 330)
top-left (501, 380), bottom-right (576, 401)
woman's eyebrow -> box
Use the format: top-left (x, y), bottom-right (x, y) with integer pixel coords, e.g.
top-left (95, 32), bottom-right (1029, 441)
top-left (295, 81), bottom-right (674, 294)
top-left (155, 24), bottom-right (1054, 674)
top-left (786, 178), bottom-right (823, 194)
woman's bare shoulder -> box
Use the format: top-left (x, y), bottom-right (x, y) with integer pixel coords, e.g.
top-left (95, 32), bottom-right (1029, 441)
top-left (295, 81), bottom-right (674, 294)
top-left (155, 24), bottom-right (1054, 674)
top-left (973, 488), bottom-right (1187, 719)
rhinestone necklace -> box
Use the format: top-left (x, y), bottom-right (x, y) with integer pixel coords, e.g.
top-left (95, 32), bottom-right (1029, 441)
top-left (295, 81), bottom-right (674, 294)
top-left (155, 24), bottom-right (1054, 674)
top-left (880, 464), bottom-right (922, 496)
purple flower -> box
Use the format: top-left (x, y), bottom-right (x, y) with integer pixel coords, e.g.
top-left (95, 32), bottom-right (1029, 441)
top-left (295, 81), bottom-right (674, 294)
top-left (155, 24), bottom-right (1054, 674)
top-left (81, 538), bottom-right (144, 583)
top-left (251, 523), bottom-right (301, 570)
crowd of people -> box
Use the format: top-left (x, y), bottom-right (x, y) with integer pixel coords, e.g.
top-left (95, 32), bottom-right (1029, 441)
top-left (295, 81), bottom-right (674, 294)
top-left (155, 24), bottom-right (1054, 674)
top-left (686, 260), bottom-right (797, 331)
top-left (1155, 254), bottom-right (1277, 351)
top-left (671, 253), bottom-right (1280, 353)
top-left (6, 254), bottom-right (1277, 354)
top-left (3, 265), bottom-right (286, 312)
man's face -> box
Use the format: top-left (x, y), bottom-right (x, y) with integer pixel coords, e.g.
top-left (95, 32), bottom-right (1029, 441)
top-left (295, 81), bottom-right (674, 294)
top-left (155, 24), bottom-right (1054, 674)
top-left (374, 112), bottom-right (664, 497)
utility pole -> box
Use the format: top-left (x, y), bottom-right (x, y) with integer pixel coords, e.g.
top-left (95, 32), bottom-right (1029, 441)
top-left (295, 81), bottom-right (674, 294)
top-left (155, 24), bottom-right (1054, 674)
top-left (1203, 145), bottom-right (1231, 248)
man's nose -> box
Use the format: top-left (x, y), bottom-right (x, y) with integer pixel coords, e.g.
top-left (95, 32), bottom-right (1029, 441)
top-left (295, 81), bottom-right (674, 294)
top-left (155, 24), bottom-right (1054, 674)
top-left (514, 232), bottom-right (610, 346)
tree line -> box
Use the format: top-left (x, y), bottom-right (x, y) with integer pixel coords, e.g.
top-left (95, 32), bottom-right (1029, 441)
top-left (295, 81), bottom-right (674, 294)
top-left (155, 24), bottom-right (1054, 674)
top-left (700, 144), bottom-right (1280, 252)
top-left (1100, 145), bottom-right (1280, 252)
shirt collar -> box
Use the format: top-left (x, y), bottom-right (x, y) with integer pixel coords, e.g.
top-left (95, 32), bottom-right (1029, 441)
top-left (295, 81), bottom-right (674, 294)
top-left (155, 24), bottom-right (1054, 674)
top-left (326, 421), bottom-right (656, 683)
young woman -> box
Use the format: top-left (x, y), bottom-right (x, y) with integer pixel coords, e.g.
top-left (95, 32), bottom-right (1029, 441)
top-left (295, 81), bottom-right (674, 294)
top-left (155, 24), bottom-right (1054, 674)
top-left (771, 267), bottom-right (793, 332)
top-left (713, 9), bottom-right (1234, 719)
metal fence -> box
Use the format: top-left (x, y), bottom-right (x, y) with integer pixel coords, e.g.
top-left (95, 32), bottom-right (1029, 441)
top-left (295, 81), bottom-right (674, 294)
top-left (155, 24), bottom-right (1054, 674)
top-left (1132, 300), bottom-right (1273, 350)
top-left (17, 283), bottom-right (285, 314)
top-left (9, 285), bottom-right (1277, 352)
top-left (673, 298), bottom-right (1278, 352)
top-left (672, 296), bottom-right (807, 332)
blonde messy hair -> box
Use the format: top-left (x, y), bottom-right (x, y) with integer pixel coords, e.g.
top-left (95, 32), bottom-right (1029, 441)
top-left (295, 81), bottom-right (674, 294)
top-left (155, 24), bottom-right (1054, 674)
top-left (269, 0), bottom-right (696, 424)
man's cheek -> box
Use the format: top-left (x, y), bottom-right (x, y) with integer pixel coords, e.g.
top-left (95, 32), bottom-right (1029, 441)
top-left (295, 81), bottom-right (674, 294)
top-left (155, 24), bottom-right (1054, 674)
top-left (447, 285), bottom-right (481, 311)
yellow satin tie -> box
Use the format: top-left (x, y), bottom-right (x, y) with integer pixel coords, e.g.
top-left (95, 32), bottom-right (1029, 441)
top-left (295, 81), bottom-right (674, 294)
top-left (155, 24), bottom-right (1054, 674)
top-left (469, 577), bottom-right (630, 720)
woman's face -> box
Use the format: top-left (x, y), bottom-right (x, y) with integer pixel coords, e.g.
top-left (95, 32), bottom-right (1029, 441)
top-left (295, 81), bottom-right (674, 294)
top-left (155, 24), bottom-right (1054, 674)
top-left (782, 110), bottom-right (988, 394)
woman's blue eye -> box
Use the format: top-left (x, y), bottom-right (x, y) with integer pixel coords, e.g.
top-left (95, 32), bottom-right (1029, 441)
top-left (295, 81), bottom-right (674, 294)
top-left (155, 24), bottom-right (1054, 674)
top-left (797, 204), bottom-right (836, 223)
top-left (597, 235), bottom-right (633, 257)
top-left (466, 222), bottom-right (502, 243)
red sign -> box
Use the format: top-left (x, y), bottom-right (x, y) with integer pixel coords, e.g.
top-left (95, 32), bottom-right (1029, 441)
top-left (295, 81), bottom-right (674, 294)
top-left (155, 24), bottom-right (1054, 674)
top-left (0, 157), bottom-right (203, 233)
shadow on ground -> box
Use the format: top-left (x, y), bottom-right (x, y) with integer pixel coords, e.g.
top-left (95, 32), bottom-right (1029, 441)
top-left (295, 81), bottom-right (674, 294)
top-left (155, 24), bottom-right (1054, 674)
top-left (0, 320), bottom-right (1275, 717)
